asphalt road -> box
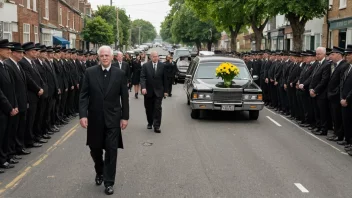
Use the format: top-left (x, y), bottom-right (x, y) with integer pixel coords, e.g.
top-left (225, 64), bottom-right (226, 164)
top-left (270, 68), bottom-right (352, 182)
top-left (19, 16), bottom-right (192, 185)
top-left (1, 52), bottom-right (352, 197)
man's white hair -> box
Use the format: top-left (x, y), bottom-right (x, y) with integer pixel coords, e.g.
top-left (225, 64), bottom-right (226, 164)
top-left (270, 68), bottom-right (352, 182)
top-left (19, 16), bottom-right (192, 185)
top-left (316, 47), bottom-right (326, 54)
top-left (97, 45), bottom-right (113, 56)
top-left (117, 51), bottom-right (123, 56)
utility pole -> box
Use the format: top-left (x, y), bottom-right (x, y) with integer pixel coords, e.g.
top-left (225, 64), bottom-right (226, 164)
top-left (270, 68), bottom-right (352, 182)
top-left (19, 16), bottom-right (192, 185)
top-left (116, 7), bottom-right (119, 49)
top-left (110, 0), bottom-right (112, 6)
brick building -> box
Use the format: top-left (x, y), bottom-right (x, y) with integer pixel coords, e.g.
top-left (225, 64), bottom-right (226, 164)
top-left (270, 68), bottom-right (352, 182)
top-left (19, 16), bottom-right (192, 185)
top-left (323, 0), bottom-right (352, 48)
top-left (0, 0), bottom-right (91, 49)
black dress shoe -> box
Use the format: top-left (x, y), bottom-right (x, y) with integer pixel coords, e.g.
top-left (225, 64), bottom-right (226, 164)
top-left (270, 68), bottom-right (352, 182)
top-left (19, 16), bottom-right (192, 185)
top-left (95, 174), bottom-right (103, 186)
top-left (308, 126), bottom-right (316, 130)
top-left (42, 134), bottom-right (51, 139)
top-left (47, 131), bottom-right (54, 135)
top-left (12, 155), bottom-right (22, 160)
top-left (147, 124), bottom-right (152, 129)
top-left (32, 142), bottom-right (43, 147)
top-left (312, 128), bottom-right (321, 133)
top-left (337, 141), bottom-right (347, 145)
top-left (327, 135), bottom-right (338, 141)
top-left (0, 169), bottom-right (4, 173)
top-left (18, 149), bottom-right (31, 155)
top-left (0, 162), bottom-right (14, 169)
top-left (8, 158), bottom-right (19, 164)
top-left (37, 139), bottom-right (48, 144)
top-left (105, 186), bottom-right (114, 195)
top-left (154, 128), bottom-right (161, 133)
top-left (314, 131), bottom-right (327, 136)
top-left (344, 144), bottom-right (351, 148)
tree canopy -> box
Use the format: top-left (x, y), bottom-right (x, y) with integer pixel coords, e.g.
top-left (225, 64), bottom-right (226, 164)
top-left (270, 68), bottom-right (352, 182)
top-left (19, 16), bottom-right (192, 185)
top-left (130, 19), bottom-right (157, 45)
top-left (81, 16), bottom-right (114, 45)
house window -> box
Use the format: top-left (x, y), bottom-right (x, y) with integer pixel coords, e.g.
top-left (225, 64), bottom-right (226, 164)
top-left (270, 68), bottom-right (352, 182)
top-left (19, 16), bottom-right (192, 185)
top-left (59, 7), bottom-right (62, 25)
top-left (339, 0), bottom-right (347, 9)
top-left (329, 31), bottom-right (333, 48)
top-left (42, 33), bottom-right (52, 46)
top-left (34, 26), bottom-right (39, 43)
top-left (304, 35), bottom-right (311, 50)
top-left (67, 11), bottom-right (70, 27)
top-left (315, 34), bottom-right (321, 49)
top-left (45, 0), bottom-right (49, 19)
top-left (23, 23), bottom-right (30, 43)
top-left (33, 0), bottom-right (36, 11)
top-left (27, 0), bottom-right (30, 9)
top-left (3, 22), bottom-right (12, 42)
top-left (329, 0), bottom-right (333, 5)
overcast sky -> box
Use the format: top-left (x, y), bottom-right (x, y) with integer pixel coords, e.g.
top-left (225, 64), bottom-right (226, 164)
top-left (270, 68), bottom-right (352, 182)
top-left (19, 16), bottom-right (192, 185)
top-left (89, 0), bottom-right (171, 34)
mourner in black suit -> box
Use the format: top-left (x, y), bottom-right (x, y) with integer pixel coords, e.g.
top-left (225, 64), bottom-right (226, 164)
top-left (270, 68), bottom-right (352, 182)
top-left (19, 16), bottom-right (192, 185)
top-left (341, 45), bottom-right (352, 153)
top-left (79, 46), bottom-right (129, 195)
top-left (112, 52), bottom-right (130, 82)
top-left (4, 42), bottom-right (31, 156)
top-left (140, 51), bottom-right (168, 133)
top-left (309, 47), bottom-right (331, 135)
top-left (164, 55), bottom-right (177, 97)
top-left (18, 42), bottom-right (43, 148)
top-left (131, 55), bottom-right (142, 98)
top-left (326, 47), bottom-right (349, 142)
top-left (0, 39), bottom-right (18, 171)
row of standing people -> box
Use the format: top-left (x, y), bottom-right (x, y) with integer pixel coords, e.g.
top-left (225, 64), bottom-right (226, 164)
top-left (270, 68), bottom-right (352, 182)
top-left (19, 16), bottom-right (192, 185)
top-left (0, 39), bottom-right (99, 173)
top-left (244, 46), bottom-right (352, 156)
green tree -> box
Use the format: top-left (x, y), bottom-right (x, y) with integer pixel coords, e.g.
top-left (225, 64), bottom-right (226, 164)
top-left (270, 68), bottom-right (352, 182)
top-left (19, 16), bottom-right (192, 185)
top-left (131, 19), bottom-right (157, 45)
top-left (267, 0), bottom-right (328, 51)
top-left (81, 16), bottom-right (114, 46)
top-left (186, 0), bottom-right (247, 51)
top-left (160, 13), bottom-right (176, 43)
top-left (171, 5), bottom-right (220, 51)
top-left (93, 6), bottom-right (131, 48)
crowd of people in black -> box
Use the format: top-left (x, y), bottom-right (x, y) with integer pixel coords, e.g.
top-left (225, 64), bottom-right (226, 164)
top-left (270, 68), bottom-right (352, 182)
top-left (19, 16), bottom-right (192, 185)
top-left (244, 46), bottom-right (352, 156)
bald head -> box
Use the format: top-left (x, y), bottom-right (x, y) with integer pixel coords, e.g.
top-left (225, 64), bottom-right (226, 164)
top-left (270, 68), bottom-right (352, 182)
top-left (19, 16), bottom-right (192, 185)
top-left (316, 47), bottom-right (326, 61)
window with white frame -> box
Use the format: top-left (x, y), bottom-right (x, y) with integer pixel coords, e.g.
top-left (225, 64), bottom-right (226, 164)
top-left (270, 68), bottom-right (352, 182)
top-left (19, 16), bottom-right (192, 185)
top-left (339, 0), bottom-right (347, 9)
top-left (45, 0), bottom-right (49, 19)
top-left (34, 26), bottom-right (39, 43)
top-left (3, 22), bottom-right (12, 41)
top-left (304, 35), bottom-right (311, 50)
top-left (42, 33), bottom-right (52, 46)
top-left (59, 7), bottom-right (62, 25)
top-left (271, 39), bottom-right (277, 50)
top-left (315, 34), bottom-right (321, 49)
top-left (67, 11), bottom-right (70, 27)
top-left (27, 0), bottom-right (30, 9)
top-left (70, 38), bottom-right (76, 48)
top-left (329, 31), bottom-right (333, 48)
top-left (33, 0), bottom-right (36, 11)
top-left (23, 24), bottom-right (30, 43)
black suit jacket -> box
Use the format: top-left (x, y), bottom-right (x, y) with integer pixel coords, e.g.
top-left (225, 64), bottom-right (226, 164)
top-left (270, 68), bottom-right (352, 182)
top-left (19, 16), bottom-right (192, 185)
top-left (309, 59), bottom-right (331, 98)
top-left (18, 57), bottom-right (43, 103)
top-left (340, 65), bottom-right (352, 105)
top-left (0, 61), bottom-right (17, 116)
top-left (79, 65), bottom-right (129, 149)
top-left (328, 60), bottom-right (349, 100)
top-left (140, 61), bottom-right (168, 98)
top-left (4, 59), bottom-right (28, 112)
top-left (112, 61), bottom-right (130, 81)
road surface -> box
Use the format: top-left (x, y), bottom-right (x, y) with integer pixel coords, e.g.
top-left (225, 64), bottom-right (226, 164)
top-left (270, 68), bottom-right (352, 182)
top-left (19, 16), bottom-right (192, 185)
top-left (0, 49), bottom-right (352, 198)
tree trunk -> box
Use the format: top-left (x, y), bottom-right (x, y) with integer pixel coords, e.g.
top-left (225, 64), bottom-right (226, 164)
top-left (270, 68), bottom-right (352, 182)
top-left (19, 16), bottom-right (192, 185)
top-left (251, 17), bottom-right (269, 51)
top-left (229, 24), bottom-right (242, 52)
top-left (207, 41), bottom-right (212, 51)
top-left (286, 12), bottom-right (307, 52)
top-left (196, 42), bottom-right (201, 52)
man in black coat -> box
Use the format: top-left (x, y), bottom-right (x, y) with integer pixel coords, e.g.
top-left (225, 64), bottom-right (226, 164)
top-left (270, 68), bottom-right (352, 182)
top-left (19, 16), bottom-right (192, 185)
top-left (112, 51), bottom-right (130, 82)
top-left (308, 47), bottom-right (331, 136)
top-left (79, 46), bottom-right (129, 195)
top-left (341, 45), bottom-right (352, 153)
top-left (0, 39), bottom-right (18, 172)
top-left (164, 55), bottom-right (176, 96)
top-left (140, 51), bottom-right (168, 133)
top-left (326, 47), bottom-right (349, 143)
top-left (18, 42), bottom-right (44, 148)
top-left (5, 42), bottom-right (31, 157)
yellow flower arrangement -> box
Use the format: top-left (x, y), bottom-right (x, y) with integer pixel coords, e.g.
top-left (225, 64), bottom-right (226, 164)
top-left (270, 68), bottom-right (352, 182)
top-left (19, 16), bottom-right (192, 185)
top-left (215, 62), bottom-right (240, 87)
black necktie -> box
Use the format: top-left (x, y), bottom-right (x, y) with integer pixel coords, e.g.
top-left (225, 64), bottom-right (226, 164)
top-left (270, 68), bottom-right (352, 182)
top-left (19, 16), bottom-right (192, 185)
top-left (153, 63), bottom-right (157, 73)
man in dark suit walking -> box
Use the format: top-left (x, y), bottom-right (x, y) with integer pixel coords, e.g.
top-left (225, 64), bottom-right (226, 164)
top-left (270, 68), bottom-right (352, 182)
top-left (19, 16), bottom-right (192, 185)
top-left (140, 51), bottom-right (168, 133)
top-left (309, 47), bottom-right (331, 136)
top-left (112, 51), bottom-right (130, 83)
top-left (79, 46), bottom-right (129, 195)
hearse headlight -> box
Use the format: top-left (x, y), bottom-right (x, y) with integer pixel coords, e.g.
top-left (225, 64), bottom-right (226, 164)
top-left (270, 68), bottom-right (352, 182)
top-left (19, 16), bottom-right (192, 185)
top-left (243, 94), bottom-right (262, 100)
top-left (192, 92), bottom-right (212, 100)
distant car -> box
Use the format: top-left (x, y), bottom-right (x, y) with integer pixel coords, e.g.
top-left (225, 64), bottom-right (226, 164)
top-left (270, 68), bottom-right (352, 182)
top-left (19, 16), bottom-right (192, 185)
top-left (173, 48), bottom-right (191, 60)
top-left (199, 51), bottom-right (214, 56)
top-left (184, 56), bottom-right (264, 120)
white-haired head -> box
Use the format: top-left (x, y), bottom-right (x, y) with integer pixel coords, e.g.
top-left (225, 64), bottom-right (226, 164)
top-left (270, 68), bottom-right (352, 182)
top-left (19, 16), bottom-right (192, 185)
top-left (316, 47), bottom-right (326, 61)
top-left (97, 45), bottom-right (113, 56)
top-left (316, 47), bottom-right (326, 55)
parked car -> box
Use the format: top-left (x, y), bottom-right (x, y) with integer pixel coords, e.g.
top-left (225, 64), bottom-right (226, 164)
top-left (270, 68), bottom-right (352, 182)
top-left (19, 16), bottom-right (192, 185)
top-left (174, 55), bottom-right (192, 83)
top-left (173, 48), bottom-right (191, 60)
top-left (184, 56), bottom-right (264, 120)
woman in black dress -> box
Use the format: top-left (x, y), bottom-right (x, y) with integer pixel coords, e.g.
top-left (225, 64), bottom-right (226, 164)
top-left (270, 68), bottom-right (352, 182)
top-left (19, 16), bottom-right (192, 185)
top-left (124, 53), bottom-right (133, 92)
top-left (131, 55), bottom-right (142, 98)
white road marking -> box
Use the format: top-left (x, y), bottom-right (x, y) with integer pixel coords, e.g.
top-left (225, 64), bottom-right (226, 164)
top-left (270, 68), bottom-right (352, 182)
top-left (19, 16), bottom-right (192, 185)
top-left (266, 116), bottom-right (282, 127)
top-left (294, 183), bottom-right (309, 193)
top-left (265, 108), bottom-right (344, 153)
